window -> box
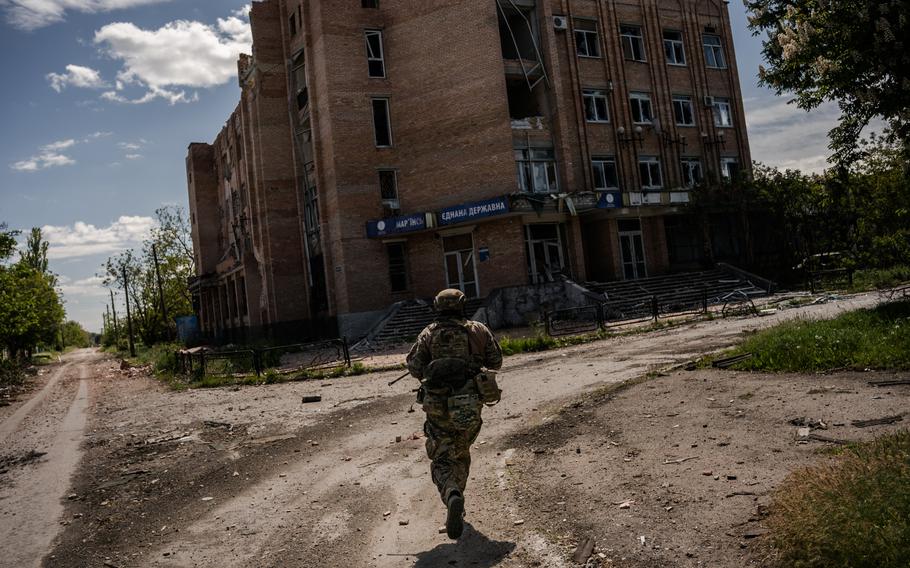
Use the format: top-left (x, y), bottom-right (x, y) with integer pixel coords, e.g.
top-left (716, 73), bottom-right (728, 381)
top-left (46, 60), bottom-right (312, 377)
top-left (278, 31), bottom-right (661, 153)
top-left (289, 13), bottom-right (297, 36)
top-left (663, 30), bottom-right (685, 65)
top-left (629, 92), bottom-right (653, 124)
top-left (620, 25), bottom-right (646, 62)
top-left (720, 157), bottom-right (740, 180)
top-left (378, 169), bottom-right (399, 216)
top-left (292, 56), bottom-right (308, 110)
top-left (362, 0), bottom-right (378, 7)
top-left (672, 95), bottom-right (695, 126)
top-left (365, 30), bottom-right (385, 78)
top-left (386, 243), bottom-right (408, 292)
top-left (703, 34), bottom-right (726, 68)
top-left (371, 98), bottom-right (392, 147)
top-left (516, 147), bottom-right (558, 193)
top-left (680, 158), bottom-right (703, 187)
top-left (582, 89), bottom-right (609, 122)
top-left (592, 157), bottom-right (619, 190)
top-left (574, 19), bottom-right (600, 58)
top-left (639, 156), bottom-right (663, 189)
top-left (712, 97), bottom-right (733, 127)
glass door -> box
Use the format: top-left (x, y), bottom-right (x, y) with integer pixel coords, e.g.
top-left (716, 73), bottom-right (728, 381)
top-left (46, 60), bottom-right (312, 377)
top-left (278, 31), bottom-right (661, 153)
top-left (618, 219), bottom-right (647, 280)
top-left (442, 234), bottom-right (478, 298)
top-left (526, 224), bottom-right (566, 283)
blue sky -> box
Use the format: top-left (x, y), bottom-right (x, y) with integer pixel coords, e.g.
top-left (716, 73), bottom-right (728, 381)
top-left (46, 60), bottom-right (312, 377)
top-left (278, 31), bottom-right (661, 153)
top-left (0, 0), bottom-right (841, 333)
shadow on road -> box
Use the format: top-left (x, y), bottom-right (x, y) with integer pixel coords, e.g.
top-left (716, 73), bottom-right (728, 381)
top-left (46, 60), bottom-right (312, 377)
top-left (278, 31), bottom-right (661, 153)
top-left (413, 522), bottom-right (516, 567)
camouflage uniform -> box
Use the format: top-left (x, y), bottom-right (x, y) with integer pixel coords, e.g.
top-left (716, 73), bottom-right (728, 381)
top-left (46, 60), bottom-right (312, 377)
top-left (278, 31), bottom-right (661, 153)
top-left (407, 315), bottom-right (503, 505)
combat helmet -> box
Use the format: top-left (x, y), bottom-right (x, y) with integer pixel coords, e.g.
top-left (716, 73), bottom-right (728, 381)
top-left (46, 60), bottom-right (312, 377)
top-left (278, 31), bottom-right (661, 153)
top-left (434, 288), bottom-right (466, 314)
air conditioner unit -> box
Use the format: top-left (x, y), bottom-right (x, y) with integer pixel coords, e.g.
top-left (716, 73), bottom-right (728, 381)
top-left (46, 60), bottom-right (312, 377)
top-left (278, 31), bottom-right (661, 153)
top-left (703, 95), bottom-right (715, 107)
top-left (553, 15), bottom-right (568, 30)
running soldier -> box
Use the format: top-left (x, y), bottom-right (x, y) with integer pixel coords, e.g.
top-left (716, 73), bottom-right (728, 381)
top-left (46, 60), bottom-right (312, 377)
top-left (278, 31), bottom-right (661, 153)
top-left (406, 288), bottom-right (503, 539)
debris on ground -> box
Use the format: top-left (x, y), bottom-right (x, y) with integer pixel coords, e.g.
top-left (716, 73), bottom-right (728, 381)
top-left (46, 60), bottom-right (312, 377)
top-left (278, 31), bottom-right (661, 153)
top-left (851, 414), bottom-right (904, 428)
top-left (712, 353), bottom-right (753, 369)
top-left (572, 537), bottom-right (595, 564)
top-left (301, 395), bottom-right (322, 404)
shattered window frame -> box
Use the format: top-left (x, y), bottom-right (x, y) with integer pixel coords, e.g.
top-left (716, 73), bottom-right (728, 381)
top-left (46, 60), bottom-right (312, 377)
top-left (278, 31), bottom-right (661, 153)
top-left (663, 30), bottom-right (686, 65)
top-left (582, 89), bottom-right (610, 123)
top-left (712, 97), bottom-right (733, 127)
top-left (592, 157), bottom-right (619, 190)
top-left (574, 19), bottom-right (601, 58)
top-left (672, 95), bottom-right (695, 126)
top-left (515, 147), bottom-right (559, 194)
top-left (680, 158), bottom-right (703, 187)
top-left (638, 156), bottom-right (663, 190)
top-left (386, 241), bottom-right (409, 292)
top-left (620, 24), bottom-right (646, 62)
top-left (365, 29), bottom-right (386, 78)
top-left (629, 92), bottom-right (653, 124)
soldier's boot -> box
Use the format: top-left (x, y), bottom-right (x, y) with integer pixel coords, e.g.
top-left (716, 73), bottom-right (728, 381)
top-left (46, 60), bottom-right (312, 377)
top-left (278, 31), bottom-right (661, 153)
top-left (445, 490), bottom-right (465, 539)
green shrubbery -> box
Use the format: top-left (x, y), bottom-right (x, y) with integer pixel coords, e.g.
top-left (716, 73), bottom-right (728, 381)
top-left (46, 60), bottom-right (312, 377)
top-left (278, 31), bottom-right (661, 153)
top-left (852, 265), bottom-right (910, 291)
top-left (769, 430), bottom-right (910, 568)
top-left (729, 300), bottom-right (910, 372)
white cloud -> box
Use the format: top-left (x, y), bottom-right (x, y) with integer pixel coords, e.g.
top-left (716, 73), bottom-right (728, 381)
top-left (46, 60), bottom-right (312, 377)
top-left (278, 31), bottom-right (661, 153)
top-left (41, 215), bottom-right (156, 259)
top-left (118, 141), bottom-right (140, 151)
top-left (84, 130), bottom-right (113, 142)
top-left (3, 0), bottom-right (173, 31)
top-left (10, 139), bottom-right (78, 172)
top-left (744, 99), bottom-right (840, 174)
top-left (91, 11), bottom-right (251, 105)
top-left (124, 153), bottom-right (141, 159)
top-left (59, 275), bottom-right (108, 297)
top-left (46, 64), bottom-right (107, 92)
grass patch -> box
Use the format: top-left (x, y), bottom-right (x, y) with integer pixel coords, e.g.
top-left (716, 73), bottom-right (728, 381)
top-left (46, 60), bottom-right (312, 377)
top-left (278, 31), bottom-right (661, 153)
top-left (726, 299), bottom-right (910, 372)
top-left (851, 265), bottom-right (910, 292)
top-left (768, 430), bottom-right (910, 568)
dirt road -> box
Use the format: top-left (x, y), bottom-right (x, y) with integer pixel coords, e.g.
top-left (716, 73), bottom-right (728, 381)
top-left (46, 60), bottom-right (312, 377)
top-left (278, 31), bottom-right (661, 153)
top-left (0, 292), bottom-right (893, 567)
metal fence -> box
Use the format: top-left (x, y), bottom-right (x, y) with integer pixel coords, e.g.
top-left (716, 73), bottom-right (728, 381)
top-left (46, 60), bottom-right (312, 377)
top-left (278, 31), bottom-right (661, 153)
top-left (176, 337), bottom-right (351, 379)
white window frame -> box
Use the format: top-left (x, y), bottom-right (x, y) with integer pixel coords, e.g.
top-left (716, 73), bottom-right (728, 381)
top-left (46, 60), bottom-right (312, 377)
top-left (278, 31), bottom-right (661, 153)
top-left (720, 157), bottom-right (739, 180)
top-left (516, 148), bottom-right (559, 194)
top-left (672, 95), bottom-right (695, 126)
top-left (680, 158), bottom-right (702, 187)
top-left (365, 29), bottom-right (386, 78)
top-left (371, 97), bottom-right (393, 147)
top-left (703, 34), bottom-right (727, 69)
top-left (712, 97), bottom-right (733, 127)
top-left (639, 156), bottom-right (663, 190)
top-left (574, 20), bottom-right (601, 58)
top-left (620, 25), bottom-right (646, 62)
top-left (582, 89), bottom-right (610, 122)
top-left (663, 30), bottom-right (686, 65)
top-left (629, 92), bottom-right (653, 124)
top-left (592, 157), bottom-right (619, 190)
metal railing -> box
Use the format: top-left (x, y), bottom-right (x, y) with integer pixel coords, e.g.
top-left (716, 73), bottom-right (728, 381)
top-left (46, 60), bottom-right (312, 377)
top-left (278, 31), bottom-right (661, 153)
top-left (176, 338), bottom-right (351, 379)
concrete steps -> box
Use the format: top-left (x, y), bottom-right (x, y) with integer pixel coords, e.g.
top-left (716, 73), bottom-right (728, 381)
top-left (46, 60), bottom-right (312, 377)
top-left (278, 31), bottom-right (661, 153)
top-left (369, 298), bottom-right (485, 346)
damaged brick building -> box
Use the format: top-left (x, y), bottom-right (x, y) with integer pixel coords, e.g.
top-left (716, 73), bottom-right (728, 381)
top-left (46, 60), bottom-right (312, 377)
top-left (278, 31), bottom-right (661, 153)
top-left (186, 0), bottom-right (752, 341)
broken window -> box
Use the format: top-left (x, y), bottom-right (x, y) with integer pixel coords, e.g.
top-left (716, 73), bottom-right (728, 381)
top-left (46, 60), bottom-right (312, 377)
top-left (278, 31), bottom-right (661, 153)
top-left (362, 0), bottom-right (378, 7)
top-left (703, 34), bottom-right (726, 68)
top-left (507, 78), bottom-right (543, 120)
top-left (526, 223), bottom-right (567, 284)
top-left (386, 242), bottom-right (408, 292)
top-left (592, 157), bottom-right (619, 190)
top-left (574, 19), bottom-right (600, 58)
top-left (292, 53), bottom-right (308, 110)
top-left (620, 25), bottom-right (646, 62)
top-left (515, 147), bottom-right (558, 194)
top-left (365, 30), bottom-right (385, 78)
top-left (680, 158), bottom-right (703, 187)
top-left (639, 156), bottom-right (663, 189)
top-left (371, 98), bottom-right (392, 147)
top-left (289, 13), bottom-right (297, 36)
top-left (712, 97), bottom-right (732, 127)
top-left (378, 169), bottom-right (399, 216)
top-left (720, 157), bottom-right (739, 180)
top-left (663, 30), bottom-right (685, 65)
top-left (582, 89), bottom-right (609, 122)
top-left (498, 3), bottom-right (539, 60)
top-left (629, 92), bottom-right (653, 124)
top-left (672, 95), bottom-right (695, 126)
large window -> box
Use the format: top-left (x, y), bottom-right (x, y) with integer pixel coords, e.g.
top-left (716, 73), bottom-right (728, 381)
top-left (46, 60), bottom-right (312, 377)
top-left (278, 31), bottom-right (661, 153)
top-left (663, 30), bottom-right (686, 65)
top-left (720, 157), bottom-right (740, 180)
top-left (592, 157), bottom-right (619, 190)
top-left (582, 89), bottom-right (610, 122)
top-left (516, 147), bottom-right (558, 193)
top-left (672, 95), bottom-right (695, 126)
top-left (365, 30), bottom-right (385, 78)
top-left (639, 156), bottom-right (663, 189)
top-left (620, 25), bottom-right (646, 61)
top-left (629, 92), bottom-right (653, 124)
top-left (574, 19), bottom-right (600, 58)
top-left (378, 169), bottom-right (399, 216)
top-left (680, 158), bottom-right (703, 187)
top-left (386, 243), bottom-right (408, 292)
top-left (712, 97), bottom-right (733, 127)
top-left (371, 98), bottom-right (393, 147)
top-left (703, 34), bottom-right (727, 68)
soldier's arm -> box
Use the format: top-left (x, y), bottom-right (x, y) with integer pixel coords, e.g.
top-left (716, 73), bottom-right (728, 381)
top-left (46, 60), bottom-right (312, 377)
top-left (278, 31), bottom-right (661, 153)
top-left (406, 328), bottom-right (433, 380)
top-left (481, 326), bottom-right (503, 371)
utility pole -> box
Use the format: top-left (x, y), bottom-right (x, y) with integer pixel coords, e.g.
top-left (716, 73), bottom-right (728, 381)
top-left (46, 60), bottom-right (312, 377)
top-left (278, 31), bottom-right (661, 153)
top-left (122, 266), bottom-right (137, 357)
top-left (109, 289), bottom-right (120, 343)
top-left (151, 244), bottom-right (170, 339)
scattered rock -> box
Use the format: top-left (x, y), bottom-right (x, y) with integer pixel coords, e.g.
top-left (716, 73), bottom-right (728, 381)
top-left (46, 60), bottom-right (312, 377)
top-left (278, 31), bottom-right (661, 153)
top-left (398, 519), bottom-right (409, 526)
top-left (301, 395), bottom-right (322, 404)
top-left (572, 537), bottom-right (595, 564)
top-left (513, 519), bottom-right (525, 526)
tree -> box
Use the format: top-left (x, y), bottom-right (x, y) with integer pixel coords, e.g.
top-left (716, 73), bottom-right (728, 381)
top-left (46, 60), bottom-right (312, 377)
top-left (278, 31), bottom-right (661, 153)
top-left (20, 227), bottom-right (50, 276)
top-left (746, 0), bottom-right (910, 165)
top-left (0, 223), bottom-right (18, 262)
top-left (61, 321), bottom-right (91, 349)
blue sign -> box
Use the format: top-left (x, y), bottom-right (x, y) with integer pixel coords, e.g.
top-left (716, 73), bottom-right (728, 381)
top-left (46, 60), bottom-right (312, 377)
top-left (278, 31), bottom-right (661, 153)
top-left (366, 213), bottom-right (427, 238)
top-left (175, 315), bottom-right (199, 344)
top-left (596, 191), bottom-right (622, 209)
top-left (438, 196), bottom-right (509, 226)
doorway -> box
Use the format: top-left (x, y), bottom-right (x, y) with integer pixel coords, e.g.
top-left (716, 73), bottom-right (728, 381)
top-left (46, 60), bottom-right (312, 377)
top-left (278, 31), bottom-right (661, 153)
top-left (618, 219), bottom-right (647, 280)
top-left (526, 223), bottom-right (566, 283)
top-left (442, 234), bottom-right (478, 298)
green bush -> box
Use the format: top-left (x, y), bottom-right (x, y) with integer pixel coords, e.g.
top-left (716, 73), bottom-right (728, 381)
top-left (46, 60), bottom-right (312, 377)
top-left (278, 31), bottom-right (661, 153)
top-left (0, 359), bottom-right (24, 386)
top-left (499, 333), bottom-right (560, 356)
top-left (730, 300), bottom-right (910, 371)
top-left (852, 265), bottom-right (910, 291)
top-left (769, 430), bottom-right (910, 568)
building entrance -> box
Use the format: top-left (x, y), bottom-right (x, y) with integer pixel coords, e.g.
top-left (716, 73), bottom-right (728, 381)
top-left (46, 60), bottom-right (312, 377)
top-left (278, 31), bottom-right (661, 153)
top-left (618, 219), bottom-right (647, 280)
top-left (526, 223), bottom-right (566, 283)
top-left (442, 234), bottom-right (478, 298)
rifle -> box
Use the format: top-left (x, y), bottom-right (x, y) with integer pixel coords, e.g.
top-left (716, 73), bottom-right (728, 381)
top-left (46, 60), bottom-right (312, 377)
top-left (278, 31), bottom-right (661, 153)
top-left (387, 371), bottom-right (410, 387)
